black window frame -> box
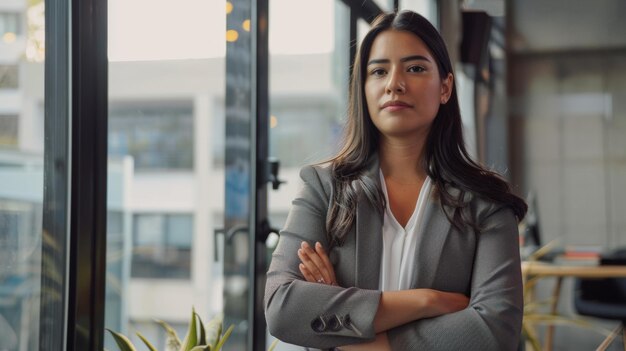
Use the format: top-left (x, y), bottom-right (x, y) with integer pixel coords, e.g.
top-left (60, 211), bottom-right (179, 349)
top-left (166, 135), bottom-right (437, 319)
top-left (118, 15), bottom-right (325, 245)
top-left (41, 0), bottom-right (108, 349)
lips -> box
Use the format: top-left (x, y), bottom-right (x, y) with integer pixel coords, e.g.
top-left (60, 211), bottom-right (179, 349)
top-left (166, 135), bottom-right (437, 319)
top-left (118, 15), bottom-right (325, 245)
top-left (381, 100), bottom-right (412, 111)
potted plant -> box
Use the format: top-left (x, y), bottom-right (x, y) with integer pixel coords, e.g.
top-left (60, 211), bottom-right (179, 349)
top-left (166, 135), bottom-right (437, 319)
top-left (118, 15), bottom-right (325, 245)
top-left (106, 308), bottom-right (234, 351)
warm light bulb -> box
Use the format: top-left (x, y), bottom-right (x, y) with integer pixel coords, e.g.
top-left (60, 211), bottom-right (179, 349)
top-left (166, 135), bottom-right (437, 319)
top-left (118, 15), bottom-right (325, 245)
top-left (270, 115), bottom-right (278, 128)
top-left (226, 1), bottom-right (233, 14)
top-left (242, 19), bottom-right (250, 32)
top-left (226, 30), bottom-right (239, 42)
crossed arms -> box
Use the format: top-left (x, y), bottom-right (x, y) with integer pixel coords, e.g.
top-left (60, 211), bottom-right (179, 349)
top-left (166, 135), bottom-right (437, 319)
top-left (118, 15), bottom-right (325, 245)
top-left (264, 166), bottom-right (523, 350)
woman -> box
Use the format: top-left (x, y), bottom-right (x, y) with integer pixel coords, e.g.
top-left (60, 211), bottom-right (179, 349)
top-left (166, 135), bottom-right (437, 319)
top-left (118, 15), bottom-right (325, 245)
top-left (265, 10), bottom-right (527, 351)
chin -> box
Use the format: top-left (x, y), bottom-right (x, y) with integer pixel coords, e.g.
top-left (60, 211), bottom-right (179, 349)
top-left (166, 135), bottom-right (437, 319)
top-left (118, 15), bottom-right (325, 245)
top-left (377, 123), bottom-right (432, 139)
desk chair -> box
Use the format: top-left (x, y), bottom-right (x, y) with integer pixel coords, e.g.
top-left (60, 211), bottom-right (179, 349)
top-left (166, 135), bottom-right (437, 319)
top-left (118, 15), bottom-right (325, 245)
top-left (574, 249), bottom-right (626, 351)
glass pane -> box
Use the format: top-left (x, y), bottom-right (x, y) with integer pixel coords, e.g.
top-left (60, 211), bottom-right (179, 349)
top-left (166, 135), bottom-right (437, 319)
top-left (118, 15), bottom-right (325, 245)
top-left (0, 1), bottom-right (47, 350)
top-left (266, 0), bottom-right (350, 349)
top-left (106, 0), bottom-right (226, 348)
top-left (269, 0), bottom-right (346, 168)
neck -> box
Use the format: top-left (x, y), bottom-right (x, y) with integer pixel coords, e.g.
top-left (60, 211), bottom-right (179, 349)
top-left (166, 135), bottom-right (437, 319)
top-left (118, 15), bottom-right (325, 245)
top-left (378, 135), bottom-right (428, 183)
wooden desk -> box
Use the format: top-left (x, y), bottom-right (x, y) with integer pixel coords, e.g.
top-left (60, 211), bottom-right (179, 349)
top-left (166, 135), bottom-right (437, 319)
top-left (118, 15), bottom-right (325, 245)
top-left (522, 261), bottom-right (626, 278)
top-left (521, 261), bottom-right (626, 351)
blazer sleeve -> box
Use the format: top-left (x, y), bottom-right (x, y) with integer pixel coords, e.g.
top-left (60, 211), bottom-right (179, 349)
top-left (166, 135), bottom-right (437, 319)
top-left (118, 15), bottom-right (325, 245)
top-left (264, 165), bottom-right (382, 349)
top-left (387, 205), bottom-right (524, 351)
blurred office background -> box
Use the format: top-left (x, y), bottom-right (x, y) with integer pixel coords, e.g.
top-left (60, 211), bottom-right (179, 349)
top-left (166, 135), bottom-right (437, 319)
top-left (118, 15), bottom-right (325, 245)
top-left (0, 0), bottom-right (625, 350)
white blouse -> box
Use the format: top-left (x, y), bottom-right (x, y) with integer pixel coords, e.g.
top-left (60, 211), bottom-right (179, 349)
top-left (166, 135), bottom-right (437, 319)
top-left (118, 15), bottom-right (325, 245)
top-left (378, 169), bottom-right (432, 291)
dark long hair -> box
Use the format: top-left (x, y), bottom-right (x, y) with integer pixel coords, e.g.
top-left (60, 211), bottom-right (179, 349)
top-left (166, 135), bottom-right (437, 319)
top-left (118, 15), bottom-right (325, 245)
top-left (325, 10), bottom-right (527, 246)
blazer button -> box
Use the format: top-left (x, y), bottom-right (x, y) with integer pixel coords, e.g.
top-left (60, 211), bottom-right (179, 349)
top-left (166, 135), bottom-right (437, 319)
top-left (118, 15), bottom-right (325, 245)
top-left (342, 314), bottom-right (352, 328)
top-left (311, 316), bottom-right (326, 333)
top-left (327, 314), bottom-right (342, 331)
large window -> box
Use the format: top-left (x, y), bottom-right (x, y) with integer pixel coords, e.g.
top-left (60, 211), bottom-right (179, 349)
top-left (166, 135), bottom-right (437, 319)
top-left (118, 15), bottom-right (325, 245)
top-left (131, 213), bottom-right (193, 279)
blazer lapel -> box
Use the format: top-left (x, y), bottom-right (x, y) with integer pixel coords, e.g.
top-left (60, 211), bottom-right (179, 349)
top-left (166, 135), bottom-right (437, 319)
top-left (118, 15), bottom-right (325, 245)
top-left (355, 155), bottom-right (383, 289)
top-left (412, 188), bottom-right (453, 288)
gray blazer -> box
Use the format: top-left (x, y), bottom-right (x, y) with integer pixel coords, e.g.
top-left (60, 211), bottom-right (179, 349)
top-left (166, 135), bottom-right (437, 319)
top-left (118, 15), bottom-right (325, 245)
top-left (264, 155), bottom-right (523, 350)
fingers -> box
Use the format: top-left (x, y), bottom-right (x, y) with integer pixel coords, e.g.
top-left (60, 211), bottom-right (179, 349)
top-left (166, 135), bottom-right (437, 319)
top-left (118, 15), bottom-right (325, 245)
top-left (299, 263), bottom-right (316, 283)
top-left (314, 242), bottom-right (337, 284)
top-left (298, 242), bottom-right (330, 284)
top-left (298, 241), bottom-right (336, 285)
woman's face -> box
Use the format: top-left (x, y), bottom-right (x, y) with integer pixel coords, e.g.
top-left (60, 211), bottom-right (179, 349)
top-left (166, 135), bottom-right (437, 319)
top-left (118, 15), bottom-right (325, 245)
top-left (364, 29), bottom-right (452, 141)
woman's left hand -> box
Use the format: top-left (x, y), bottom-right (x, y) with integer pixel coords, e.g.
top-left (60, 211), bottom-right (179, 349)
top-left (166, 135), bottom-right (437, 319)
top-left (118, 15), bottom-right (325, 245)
top-left (297, 241), bottom-right (338, 286)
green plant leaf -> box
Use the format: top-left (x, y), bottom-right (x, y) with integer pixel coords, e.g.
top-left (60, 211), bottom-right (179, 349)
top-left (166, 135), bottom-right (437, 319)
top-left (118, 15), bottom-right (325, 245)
top-left (214, 324), bottom-right (234, 351)
top-left (136, 332), bottom-right (158, 351)
top-left (106, 328), bottom-right (138, 351)
top-left (156, 319), bottom-right (182, 350)
top-left (195, 311), bottom-right (207, 345)
top-left (190, 346), bottom-right (211, 351)
top-left (180, 307), bottom-right (199, 351)
top-left (205, 314), bottom-right (223, 348)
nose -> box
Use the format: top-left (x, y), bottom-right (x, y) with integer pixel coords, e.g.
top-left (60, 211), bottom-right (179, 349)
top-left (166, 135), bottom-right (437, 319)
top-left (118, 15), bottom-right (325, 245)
top-left (385, 68), bottom-right (406, 94)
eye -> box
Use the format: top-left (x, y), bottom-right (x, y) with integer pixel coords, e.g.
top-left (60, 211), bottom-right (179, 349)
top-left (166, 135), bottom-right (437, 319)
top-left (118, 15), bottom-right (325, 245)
top-left (369, 68), bottom-right (387, 77)
top-left (407, 65), bottom-right (425, 73)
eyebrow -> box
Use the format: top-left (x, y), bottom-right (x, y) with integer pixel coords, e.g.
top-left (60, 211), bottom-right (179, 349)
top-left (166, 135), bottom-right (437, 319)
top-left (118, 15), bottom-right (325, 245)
top-left (367, 55), bottom-right (431, 66)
